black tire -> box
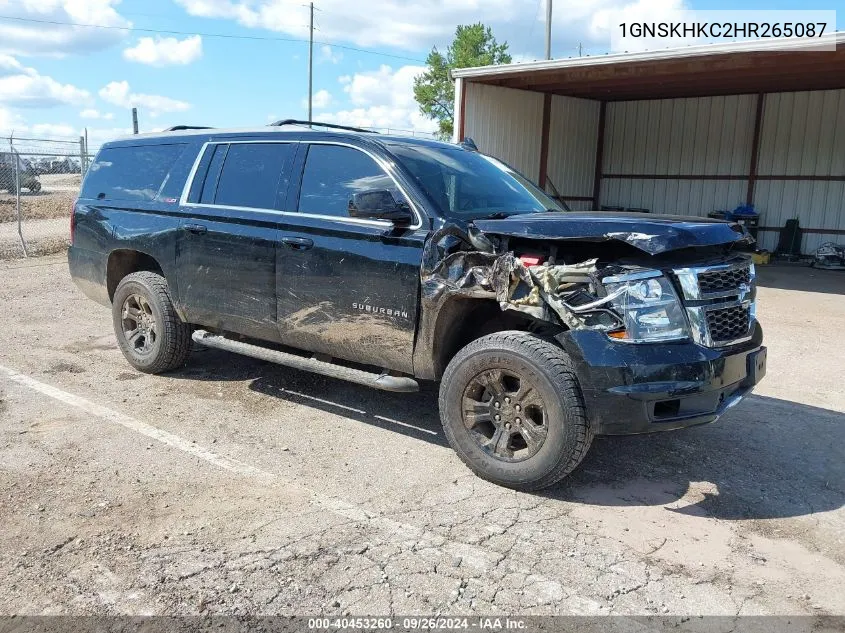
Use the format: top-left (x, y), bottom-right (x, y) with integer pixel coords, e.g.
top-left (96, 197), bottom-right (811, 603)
top-left (112, 271), bottom-right (192, 374)
top-left (439, 331), bottom-right (593, 491)
top-left (28, 181), bottom-right (41, 193)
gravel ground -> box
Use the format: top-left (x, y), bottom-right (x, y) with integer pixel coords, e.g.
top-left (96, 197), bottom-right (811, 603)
top-left (0, 219), bottom-right (69, 259)
top-left (0, 257), bottom-right (843, 619)
top-left (0, 174), bottom-right (76, 258)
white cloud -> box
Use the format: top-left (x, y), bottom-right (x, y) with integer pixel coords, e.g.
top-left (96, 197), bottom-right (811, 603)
top-left (123, 35), bottom-right (204, 66)
top-left (319, 45), bottom-right (342, 64)
top-left (173, 0), bottom-right (686, 57)
top-left (320, 65), bottom-right (438, 135)
top-left (301, 89), bottom-right (333, 111)
top-left (99, 81), bottom-right (191, 117)
top-left (84, 126), bottom-right (135, 149)
top-left (0, 54), bottom-right (90, 107)
top-left (30, 122), bottom-right (77, 138)
top-left (80, 108), bottom-right (115, 120)
top-left (0, 106), bottom-right (25, 134)
top-left (0, 110), bottom-right (130, 147)
top-left (0, 0), bottom-right (132, 57)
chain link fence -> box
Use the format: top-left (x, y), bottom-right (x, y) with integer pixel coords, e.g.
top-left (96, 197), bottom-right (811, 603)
top-left (1, 135), bottom-right (93, 259)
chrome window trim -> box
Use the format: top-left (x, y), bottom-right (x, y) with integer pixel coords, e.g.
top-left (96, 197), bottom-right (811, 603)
top-left (178, 139), bottom-right (424, 231)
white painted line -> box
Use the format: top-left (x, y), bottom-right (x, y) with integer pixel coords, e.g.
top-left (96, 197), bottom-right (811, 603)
top-left (0, 363), bottom-right (612, 615)
top-left (0, 364), bottom-right (271, 481)
top-left (279, 387), bottom-right (439, 436)
top-left (373, 414), bottom-right (439, 436)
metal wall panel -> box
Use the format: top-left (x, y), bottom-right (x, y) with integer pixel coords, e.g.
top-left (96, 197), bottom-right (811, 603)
top-left (603, 95), bottom-right (757, 176)
top-left (754, 89), bottom-right (845, 251)
top-left (754, 180), bottom-right (845, 252)
top-left (601, 178), bottom-right (748, 217)
top-left (463, 82), bottom-right (544, 181)
top-left (462, 81), bottom-right (845, 254)
top-left (757, 90), bottom-right (845, 176)
top-left (546, 95), bottom-right (600, 197)
top-left (562, 200), bottom-right (594, 211)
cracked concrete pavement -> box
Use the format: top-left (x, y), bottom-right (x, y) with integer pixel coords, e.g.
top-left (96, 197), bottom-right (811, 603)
top-left (1, 256), bottom-right (844, 617)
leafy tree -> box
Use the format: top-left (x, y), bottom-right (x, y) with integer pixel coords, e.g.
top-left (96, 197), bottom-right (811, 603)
top-left (414, 23), bottom-right (512, 140)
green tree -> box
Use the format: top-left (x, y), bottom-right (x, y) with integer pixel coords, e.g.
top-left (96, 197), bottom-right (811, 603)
top-left (414, 23), bottom-right (512, 140)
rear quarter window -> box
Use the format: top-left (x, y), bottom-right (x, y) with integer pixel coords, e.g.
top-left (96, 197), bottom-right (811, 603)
top-left (81, 144), bottom-right (187, 202)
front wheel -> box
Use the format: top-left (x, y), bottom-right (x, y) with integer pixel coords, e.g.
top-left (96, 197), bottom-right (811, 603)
top-left (439, 331), bottom-right (593, 491)
top-left (112, 271), bottom-right (192, 374)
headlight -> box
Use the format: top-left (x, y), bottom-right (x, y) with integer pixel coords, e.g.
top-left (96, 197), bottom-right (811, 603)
top-left (602, 271), bottom-right (689, 342)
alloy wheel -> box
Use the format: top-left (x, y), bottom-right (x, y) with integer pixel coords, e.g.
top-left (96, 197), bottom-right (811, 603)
top-left (461, 368), bottom-right (549, 462)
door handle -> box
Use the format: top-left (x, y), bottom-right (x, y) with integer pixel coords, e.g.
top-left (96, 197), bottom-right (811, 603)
top-left (281, 236), bottom-right (314, 251)
top-left (184, 223), bottom-right (207, 235)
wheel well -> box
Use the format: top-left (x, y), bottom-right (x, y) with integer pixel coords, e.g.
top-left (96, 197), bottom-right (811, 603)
top-left (432, 299), bottom-right (562, 379)
top-left (107, 250), bottom-right (164, 301)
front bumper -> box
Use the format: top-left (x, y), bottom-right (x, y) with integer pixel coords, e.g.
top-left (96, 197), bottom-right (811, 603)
top-left (555, 323), bottom-right (766, 435)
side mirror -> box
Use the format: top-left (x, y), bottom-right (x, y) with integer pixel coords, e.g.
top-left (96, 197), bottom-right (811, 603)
top-left (348, 189), bottom-right (414, 227)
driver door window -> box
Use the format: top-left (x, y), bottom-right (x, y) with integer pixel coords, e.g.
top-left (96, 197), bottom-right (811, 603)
top-left (298, 144), bottom-right (399, 218)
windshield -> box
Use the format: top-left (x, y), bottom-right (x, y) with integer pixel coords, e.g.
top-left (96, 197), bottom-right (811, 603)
top-left (389, 144), bottom-right (563, 220)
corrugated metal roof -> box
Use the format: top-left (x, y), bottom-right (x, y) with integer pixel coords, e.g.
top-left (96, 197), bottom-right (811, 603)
top-left (452, 31), bottom-right (845, 79)
top-left (452, 32), bottom-right (845, 101)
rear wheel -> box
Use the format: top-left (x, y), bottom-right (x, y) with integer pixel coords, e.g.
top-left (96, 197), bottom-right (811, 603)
top-left (112, 271), bottom-right (192, 374)
top-left (28, 180), bottom-right (41, 193)
top-left (439, 331), bottom-right (592, 491)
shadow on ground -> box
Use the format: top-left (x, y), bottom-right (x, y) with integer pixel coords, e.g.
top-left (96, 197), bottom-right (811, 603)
top-left (756, 263), bottom-right (845, 294)
top-left (173, 350), bottom-right (845, 522)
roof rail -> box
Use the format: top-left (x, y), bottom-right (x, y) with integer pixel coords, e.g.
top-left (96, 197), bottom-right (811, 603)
top-left (163, 125), bottom-right (214, 132)
top-left (269, 119), bottom-right (377, 134)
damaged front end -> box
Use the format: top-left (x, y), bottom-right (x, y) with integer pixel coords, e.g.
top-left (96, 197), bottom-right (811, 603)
top-left (419, 217), bottom-right (753, 351)
top-left (416, 215), bottom-right (765, 436)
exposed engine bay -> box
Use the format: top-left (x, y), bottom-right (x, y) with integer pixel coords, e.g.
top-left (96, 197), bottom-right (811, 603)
top-left (421, 214), bottom-right (755, 344)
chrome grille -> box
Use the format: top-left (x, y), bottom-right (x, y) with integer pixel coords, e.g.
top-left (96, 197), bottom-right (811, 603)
top-left (673, 258), bottom-right (756, 348)
top-left (705, 304), bottom-right (751, 344)
top-left (697, 267), bottom-right (751, 296)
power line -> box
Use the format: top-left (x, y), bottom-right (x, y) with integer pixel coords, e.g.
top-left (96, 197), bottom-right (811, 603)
top-left (0, 14), bottom-right (426, 63)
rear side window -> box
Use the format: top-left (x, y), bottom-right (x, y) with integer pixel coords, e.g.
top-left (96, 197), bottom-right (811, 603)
top-left (82, 144), bottom-right (186, 202)
top-left (209, 143), bottom-right (294, 209)
top-left (298, 144), bottom-right (396, 218)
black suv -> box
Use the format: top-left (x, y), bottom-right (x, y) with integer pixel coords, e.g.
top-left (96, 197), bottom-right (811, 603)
top-left (68, 121), bottom-right (766, 490)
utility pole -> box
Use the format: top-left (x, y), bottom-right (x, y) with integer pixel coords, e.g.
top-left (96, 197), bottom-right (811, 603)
top-left (132, 107), bottom-right (139, 134)
top-left (308, 1), bottom-right (314, 125)
top-left (578, 42), bottom-right (583, 57)
top-left (545, 0), bottom-right (553, 60)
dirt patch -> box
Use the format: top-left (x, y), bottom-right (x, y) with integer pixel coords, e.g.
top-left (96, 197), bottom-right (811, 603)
top-left (0, 236), bottom-right (68, 260)
top-left (44, 362), bottom-right (86, 375)
top-left (0, 192), bottom-right (74, 223)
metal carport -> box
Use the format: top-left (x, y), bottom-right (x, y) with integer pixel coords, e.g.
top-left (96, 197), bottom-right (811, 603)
top-left (452, 32), bottom-right (845, 253)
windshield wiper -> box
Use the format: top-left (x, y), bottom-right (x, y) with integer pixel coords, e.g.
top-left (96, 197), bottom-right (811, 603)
top-left (480, 212), bottom-right (514, 220)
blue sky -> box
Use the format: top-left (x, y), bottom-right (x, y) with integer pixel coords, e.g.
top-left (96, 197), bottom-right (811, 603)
top-left (0, 0), bottom-right (841, 147)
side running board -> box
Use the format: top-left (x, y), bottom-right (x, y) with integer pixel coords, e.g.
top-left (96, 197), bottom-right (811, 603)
top-left (192, 330), bottom-right (419, 393)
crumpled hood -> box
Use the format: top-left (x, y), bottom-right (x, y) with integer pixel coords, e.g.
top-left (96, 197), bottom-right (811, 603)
top-left (472, 211), bottom-right (752, 255)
